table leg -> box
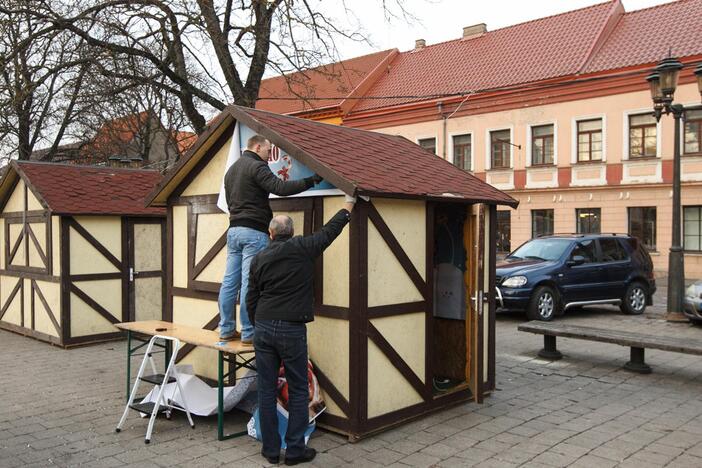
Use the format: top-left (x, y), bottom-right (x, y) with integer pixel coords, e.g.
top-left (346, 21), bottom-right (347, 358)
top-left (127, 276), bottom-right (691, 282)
top-left (165, 340), bottom-right (172, 373)
top-left (218, 350), bottom-right (224, 441)
top-left (126, 330), bottom-right (132, 401)
top-left (538, 335), bottom-right (563, 360)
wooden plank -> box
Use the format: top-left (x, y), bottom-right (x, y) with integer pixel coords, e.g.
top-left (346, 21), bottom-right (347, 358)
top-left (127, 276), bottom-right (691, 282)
top-left (116, 320), bottom-right (255, 355)
top-left (518, 321), bottom-right (702, 356)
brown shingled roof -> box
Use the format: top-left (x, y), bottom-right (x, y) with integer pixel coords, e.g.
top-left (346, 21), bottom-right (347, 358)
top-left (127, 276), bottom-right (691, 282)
top-left (5, 161), bottom-right (165, 216)
top-left (147, 106), bottom-right (517, 208)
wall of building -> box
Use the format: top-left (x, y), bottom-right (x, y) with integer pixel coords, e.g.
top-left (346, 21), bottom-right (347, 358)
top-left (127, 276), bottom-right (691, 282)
top-left (372, 83), bottom-right (702, 278)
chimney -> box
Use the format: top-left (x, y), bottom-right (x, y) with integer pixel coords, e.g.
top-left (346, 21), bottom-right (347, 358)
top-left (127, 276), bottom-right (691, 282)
top-left (414, 39), bottom-right (426, 50)
top-left (462, 23), bottom-right (487, 39)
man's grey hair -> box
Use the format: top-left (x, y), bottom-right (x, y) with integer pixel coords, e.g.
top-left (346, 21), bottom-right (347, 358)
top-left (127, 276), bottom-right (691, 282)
top-left (247, 134), bottom-right (269, 149)
top-left (269, 215), bottom-right (294, 237)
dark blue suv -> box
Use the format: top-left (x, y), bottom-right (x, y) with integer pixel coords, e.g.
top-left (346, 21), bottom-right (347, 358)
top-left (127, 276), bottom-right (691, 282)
top-left (496, 234), bottom-right (656, 321)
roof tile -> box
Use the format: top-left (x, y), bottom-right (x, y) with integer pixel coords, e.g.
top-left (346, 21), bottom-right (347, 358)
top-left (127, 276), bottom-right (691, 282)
top-left (16, 162), bottom-right (165, 216)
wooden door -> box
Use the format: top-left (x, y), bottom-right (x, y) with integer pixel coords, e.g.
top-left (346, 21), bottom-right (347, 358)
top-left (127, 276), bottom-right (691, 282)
top-left (127, 219), bottom-right (166, 322)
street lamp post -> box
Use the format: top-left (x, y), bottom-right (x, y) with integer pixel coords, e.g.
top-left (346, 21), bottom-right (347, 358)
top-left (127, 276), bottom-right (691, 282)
top-left (646, 58), bottom-right (702, 322)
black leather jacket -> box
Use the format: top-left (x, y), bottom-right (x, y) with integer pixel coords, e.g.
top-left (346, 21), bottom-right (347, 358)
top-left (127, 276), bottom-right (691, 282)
top-left (225, 150), bottom-right (315, 233)
top-left (247, 209), bottom-right (351, 323)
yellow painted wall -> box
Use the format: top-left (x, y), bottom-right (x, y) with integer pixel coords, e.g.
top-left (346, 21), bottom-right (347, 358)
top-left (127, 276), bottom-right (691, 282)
top-left (317, 116), bottom-right (343, 125)
top-left (0, 218), bottom-right (4, 268)
top-left (172, 295), bottom-right (221, 379)
top-left (26, 188), bottom-right (43, 211)
top-left (23, 278), bottom-right (31, 328)
top-left (135, 277), bottom-right (162, 322)
top-left (307, 316), bottom-right (350, 417)
top-left (0, 277), bottom-right (22, 326)
top-left (9, 223), bottom-right (25, 266)
top-left (173, 206), bottom-right (188, 288)
top-left (370, 313), bottom-right (425, 383)
top-left (367, 338), bottom-right (423, 418)
top-left (322, 197), bottom-right (349, 307)
top-left (69, 217), bottom-right (121, 275)
top-left (70, 279), bottom-right (122, 336)
top-left (195, 213), bottom-right (228, 264)
top-left (52, 217), bottom-right (60, 275)
top-left (367, 199), bottom-right (425, 307)
top-left (182, 138), bottom-right (230, 196)
top-left (4, 180), bottom-right (25, 212)
top-left (33, 280), bottom-right (60, 337)
top-left (27, 222), bottom-right (46, 268)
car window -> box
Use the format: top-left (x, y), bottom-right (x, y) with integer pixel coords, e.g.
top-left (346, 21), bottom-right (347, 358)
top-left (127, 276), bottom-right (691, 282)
top-left (570, 239), bottom-right (597, 263)
top-left (508, 238), bottom-right (572, 261)
top-left (600, 238), bottom-right (628, 262)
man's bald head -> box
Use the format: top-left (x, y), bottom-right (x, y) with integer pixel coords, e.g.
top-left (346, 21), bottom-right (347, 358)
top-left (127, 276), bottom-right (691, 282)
top-left (269, 215), bottom-right (294, 239)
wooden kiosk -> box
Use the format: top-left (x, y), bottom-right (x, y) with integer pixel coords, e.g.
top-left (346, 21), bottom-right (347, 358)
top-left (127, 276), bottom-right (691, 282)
top-left (0, 161), bottom-right (166, 346)
top-left (145, 106), bottom-right (518, 440)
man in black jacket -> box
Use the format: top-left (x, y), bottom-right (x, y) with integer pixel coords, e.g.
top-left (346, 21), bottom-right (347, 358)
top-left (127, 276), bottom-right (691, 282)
top-left (247, 198), bottom-right (355, 465)
top-left (218, 134), bottom-right (322, 343)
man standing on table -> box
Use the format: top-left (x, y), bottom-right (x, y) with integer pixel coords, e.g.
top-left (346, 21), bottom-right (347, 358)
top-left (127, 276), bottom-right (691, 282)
top-left (218, 135), bottom-right (322, 343)
top-left (247, 197), bottom-right (356, 465)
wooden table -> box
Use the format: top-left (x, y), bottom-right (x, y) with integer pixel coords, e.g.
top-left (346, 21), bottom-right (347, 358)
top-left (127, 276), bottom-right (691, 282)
top-left (116, 320), bottom-right (256, 441)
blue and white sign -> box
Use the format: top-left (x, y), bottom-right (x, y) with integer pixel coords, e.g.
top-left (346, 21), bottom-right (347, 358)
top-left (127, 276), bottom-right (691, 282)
top-left (217, 123), bottom-right (343, 213)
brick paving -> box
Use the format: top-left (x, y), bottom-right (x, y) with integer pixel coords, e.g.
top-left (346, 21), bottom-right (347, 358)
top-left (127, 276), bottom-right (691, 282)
top-left (2, 290), bottom-right (702, 467)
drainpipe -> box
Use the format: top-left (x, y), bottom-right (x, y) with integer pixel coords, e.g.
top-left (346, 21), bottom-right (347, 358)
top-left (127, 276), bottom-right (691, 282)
top-left (438, 101), bottom-right (448, 160)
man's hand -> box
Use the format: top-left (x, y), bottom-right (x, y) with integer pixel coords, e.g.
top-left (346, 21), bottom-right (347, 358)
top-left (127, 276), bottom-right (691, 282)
top-left (344, 194), bottom-right (356, 212)
top-left (311, 174), bottom-right (323, 184)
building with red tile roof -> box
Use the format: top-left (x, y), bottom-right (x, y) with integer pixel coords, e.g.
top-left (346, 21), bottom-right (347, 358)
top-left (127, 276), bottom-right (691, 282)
top-left (338, 0), bottom-right (702, 278)
top-left (255, 49), bottom-right (398, 124)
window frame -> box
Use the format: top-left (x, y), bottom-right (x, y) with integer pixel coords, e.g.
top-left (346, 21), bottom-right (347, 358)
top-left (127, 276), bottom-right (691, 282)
top-left (684, 205), bottom-right (702, 253)
top-left (576, 118), bottom-right (604, 163)
top-left (625, 110), bottom-right (660, 160)
top-left (487, 127), bottom-right (513, 170)
top-left (627, 206), bottom-right (657, 252)
top-left (417, 136), bottom-right (437, 155)
top-left (496, 210), bottom-right (511, 254)
top-left (683, 108), bottom-right (702, 156)
top-left (531, 209), bottom-right (554, 239)
top-left (449, 131), bottom-right (473, 171)
top-left (575, 208), bottom-right (602, 234)
top-left (528, 123), bottom-right (556, 166)
top-left (570, 114), bottom-right (607, 166)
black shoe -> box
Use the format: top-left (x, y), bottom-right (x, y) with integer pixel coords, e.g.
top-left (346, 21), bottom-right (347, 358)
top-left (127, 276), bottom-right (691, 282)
top-left (285, 447), bottom-right (316, 466)
top-left (262, 452), bottom-right (280, 464)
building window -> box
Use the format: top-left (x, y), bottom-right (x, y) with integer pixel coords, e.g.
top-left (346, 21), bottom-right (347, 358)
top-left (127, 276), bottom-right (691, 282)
top-left (490, 129), bottom-right (511, 169)
top-left (684, 109), bottom-right (702, 155)
top-left (577, 119), bottom-right (603, 162)
top-left (531, 124), bottom-right (554, 165)
top-left (629, 113), bottom-right (657, 158)
top-left (452, 134), bottom-right (471, 170)
top-left (684, 206), bottom-right (702, 251)
top-left (576, 208), bottom-right (601, 234)
top-left (418, 137), bottom-right (436, 154)
top-left (496, 211), bottom-right (511, 253)
top-left (532, 209), bottom-right (554, 239)
top-left (628, 207), bottom-right (656, 251)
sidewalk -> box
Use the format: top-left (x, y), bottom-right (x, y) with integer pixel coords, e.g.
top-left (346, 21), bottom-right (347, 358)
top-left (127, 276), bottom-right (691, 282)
top-left (1, 299), bottom-right (702, 467)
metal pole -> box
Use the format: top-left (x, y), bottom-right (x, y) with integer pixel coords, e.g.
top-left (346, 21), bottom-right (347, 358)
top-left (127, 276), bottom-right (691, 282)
top-left (218, 350), bottom-right (224, 441)
top-left (666, 106), bottom-right (686, 322)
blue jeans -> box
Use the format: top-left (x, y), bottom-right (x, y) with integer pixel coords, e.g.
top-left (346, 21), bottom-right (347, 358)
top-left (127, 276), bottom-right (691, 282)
top-left (218, 226), bottom-right (269, 339)
top-left (254, 320), bottom-right (309, 459)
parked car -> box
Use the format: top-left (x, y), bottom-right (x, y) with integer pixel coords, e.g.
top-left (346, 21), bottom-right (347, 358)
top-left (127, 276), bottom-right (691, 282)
top-left (495, 234), bottom-right (656, 321)
top-left (684, 281), bottom-right (702, 325)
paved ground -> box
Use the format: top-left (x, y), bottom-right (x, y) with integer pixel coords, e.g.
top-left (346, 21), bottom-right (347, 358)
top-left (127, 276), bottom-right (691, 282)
top-left (2, 286), bottom-right (702, 467)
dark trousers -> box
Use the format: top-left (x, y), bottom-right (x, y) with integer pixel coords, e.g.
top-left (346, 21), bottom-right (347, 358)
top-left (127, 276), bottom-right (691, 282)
top-left (254, 319), bottom-right (309, 459)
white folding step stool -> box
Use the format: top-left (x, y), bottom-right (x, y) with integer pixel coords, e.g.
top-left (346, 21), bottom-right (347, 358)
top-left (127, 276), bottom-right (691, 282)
top-left (116, 335), bottom-right (195, 444)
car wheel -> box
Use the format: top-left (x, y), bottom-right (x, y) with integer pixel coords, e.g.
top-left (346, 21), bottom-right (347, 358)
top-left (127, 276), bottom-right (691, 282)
top-left (527, 286), bottom-right (559, 321)
top-left (620, 282), bottom-right (647, 315)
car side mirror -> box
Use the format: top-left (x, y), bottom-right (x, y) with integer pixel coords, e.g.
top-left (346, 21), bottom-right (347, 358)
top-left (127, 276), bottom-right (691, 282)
top-left (567, 255), bottom-right (585, 267)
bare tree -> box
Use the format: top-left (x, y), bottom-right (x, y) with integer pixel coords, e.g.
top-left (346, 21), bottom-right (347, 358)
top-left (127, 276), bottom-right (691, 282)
top-left (0, 0), bottom-right (91, 161)
top-left (2, 0), bottom-right (409, 134)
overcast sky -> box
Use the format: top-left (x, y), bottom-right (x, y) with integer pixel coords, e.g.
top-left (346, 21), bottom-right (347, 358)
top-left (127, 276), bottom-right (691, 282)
top-left (331, 0), bottom-right (676, 59)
